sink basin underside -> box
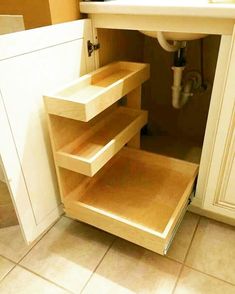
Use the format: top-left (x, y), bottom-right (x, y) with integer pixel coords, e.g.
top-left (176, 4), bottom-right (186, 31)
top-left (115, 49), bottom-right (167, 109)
top-left (140, 31), bottom-right (207, 41)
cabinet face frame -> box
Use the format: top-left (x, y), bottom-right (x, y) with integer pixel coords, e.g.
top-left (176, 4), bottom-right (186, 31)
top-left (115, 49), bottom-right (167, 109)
top-left (89, 15), bottom-right (235, 220)
top-left (202, 26), bottom-right (235, 219)
top-left (194, 34), bottom-right (232, 208)
top-left (89, 13), bottom-right (234, 36)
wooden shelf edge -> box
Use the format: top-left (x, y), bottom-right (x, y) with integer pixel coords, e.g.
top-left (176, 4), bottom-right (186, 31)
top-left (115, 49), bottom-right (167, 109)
top-left (55, 108), bottom-right (148, 176)
top-left (43, 61), bottom-right (150, 122)
top-left (65, 206), bottom-right (166, 255)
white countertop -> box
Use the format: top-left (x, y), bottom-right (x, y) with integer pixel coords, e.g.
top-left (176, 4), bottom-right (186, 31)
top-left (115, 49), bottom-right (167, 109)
top-left (80, 0), bottom-right (235, 19)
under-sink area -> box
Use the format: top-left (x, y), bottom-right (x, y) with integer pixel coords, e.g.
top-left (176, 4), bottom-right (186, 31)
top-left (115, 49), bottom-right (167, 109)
top-left (43, 25), bottom-right (220, 254)
top-left (96, 27), bottom-right (220, 166)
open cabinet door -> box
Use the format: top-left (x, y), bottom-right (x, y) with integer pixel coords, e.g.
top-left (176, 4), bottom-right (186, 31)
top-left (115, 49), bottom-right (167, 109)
top-left (0, 19), bottom-right (96, 243)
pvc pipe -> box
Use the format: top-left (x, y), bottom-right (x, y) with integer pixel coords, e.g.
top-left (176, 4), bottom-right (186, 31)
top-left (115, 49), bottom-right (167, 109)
top-left (172, 66), bottom-right (194, 109)
top-left (156, 32), bottom-right (182, 52)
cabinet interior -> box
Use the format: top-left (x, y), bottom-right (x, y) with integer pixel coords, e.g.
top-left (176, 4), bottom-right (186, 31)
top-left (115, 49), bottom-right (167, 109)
top-left (98, 29), bottom-right (221, 165)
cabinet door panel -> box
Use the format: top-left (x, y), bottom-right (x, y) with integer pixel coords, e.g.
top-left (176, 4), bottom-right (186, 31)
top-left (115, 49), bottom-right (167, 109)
top-left (0, 19), bottom-right (95, 242)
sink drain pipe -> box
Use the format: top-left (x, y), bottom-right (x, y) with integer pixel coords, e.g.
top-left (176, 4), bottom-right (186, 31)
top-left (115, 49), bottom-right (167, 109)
top-left (156, 31), bottom-right (182, 52)
top-left (172, 47), bottom-right (201, 109)
top-left (156, 32), bottom-right (202, 109)
top-left (172, 66), bottom-right (194, 109)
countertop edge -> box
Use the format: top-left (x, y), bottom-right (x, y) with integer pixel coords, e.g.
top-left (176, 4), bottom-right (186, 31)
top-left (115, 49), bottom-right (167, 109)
top-left (80, 2), bottom-right (235, 19)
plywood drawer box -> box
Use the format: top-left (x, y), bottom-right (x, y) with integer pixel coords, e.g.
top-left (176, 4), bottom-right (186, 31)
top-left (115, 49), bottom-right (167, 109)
top-left (45, 59), bottom-right (198, 255)
top-left (50, 106), bottom-right (148, 177)
top-left (44, 61), bottom-right (149, 122)
top-left (62, 148), bottom-right (198, 255)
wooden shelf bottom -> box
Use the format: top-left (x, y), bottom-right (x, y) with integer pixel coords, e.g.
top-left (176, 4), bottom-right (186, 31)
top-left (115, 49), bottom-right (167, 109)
top-left (63, 148), bottom-right (198, 254)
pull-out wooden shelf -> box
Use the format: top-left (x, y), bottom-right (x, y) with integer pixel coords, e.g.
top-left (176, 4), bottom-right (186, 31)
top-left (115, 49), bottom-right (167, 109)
top-left (62, 148), bottom-right (198, 255)
top-left (44, 61), bottom-right (149, 122)
top-left (52, 107), bottom-right (147, 176)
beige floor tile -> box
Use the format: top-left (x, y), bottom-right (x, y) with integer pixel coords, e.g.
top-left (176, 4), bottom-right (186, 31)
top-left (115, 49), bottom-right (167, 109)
top-left (0, 256), bottom-right (15, 281)
top-left (175, 266), bottom-right (235, 294)
top-left (0, 266), bottom-right (68, 294)
top-left (186, 217), bottom-right (235, 285)
top-left (167, 212), bottom-right (199, 262)
top-left (0, 225), bottom-right (33, 262)
top-left (83, 238), bottom-right (182, 294)
top-left (20, 216), bottom-right (115, 293)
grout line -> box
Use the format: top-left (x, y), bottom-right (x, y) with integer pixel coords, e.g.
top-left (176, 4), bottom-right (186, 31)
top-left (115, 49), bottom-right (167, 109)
top-left (185, 264), bottom-right (235, 287)
top-left (163, 213), bottom-right (201, 266)
top-left (18, 222), bottom-right (117, 294)
top-left (0, 263), bottom-right (18, 284)
top-left (182, 214), bottom-right (235, 287)
top-left (17, 216), bottom-right (63, 265)
top-left (0, 253), bottom-right (17, 265)
top-left (80, 237), bottom-right (117, 294)
top-left (183, 215), bottom-right (201, 264)
top-left (18, 264), bottom-right (73, 294)
top-left (171, 263), bottom-right (184, 294)
top-left (0, 216), bottom-right (62, 265)
top-left (0, 217), bottom-right (66, 290)
top-left (165, 255), bottom-right (183, 265)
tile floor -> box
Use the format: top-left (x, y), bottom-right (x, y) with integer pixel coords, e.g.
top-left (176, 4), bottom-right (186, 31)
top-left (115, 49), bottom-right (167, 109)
top-left (0, 212), bottom-right (235, 294)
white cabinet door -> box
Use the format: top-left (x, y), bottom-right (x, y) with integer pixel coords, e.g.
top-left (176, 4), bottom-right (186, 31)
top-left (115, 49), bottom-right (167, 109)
top-left (0, 19), bottom-right (96, 243)
top-left (203, 28), bottom-right (235, 219)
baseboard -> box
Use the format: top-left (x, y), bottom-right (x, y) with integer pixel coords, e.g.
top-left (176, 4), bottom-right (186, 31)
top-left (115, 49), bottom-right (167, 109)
top-left (189, 201), bottom-right (235, 226)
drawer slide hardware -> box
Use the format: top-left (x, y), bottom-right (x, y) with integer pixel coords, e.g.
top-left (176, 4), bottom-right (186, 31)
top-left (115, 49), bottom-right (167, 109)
top-left (163, 192), bottom-right (195, 255)
top-left (87, 40), bottom-right (100, 56)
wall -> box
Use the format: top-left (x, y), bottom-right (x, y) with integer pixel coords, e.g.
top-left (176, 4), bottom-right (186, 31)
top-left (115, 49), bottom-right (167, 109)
top-left (0, 0), bottom-right (52, 29)
top-left (49, 0), bottom-right (80, 24)
top-left (0, 0), bottom-right (81, 29)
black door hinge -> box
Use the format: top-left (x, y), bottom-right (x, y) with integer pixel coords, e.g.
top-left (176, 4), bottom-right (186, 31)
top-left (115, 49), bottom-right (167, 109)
top-left (87, 40), bottom-right (100, 57)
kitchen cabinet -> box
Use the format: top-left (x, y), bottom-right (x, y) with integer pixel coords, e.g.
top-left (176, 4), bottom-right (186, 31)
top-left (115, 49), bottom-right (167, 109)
top-left (1, 3), bottom-right (235, 249)
top-left (80, 1), bottom-right (235, 224)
